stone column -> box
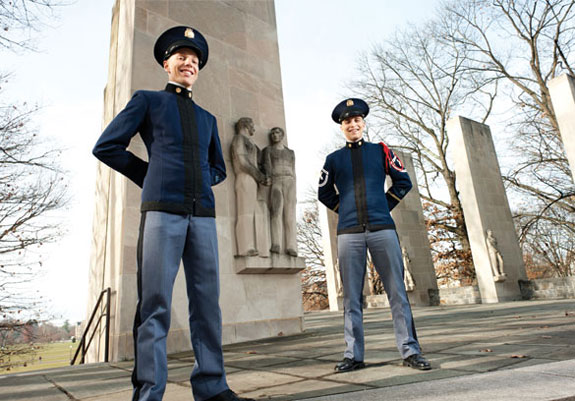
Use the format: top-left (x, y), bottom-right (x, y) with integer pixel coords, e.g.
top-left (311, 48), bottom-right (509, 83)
top-left (549, 74), bottom-right (575, 179)
top-left (87, 0), bottom-right (303, 363)
top-left (390, 151), bottom-right (438, 306)
top-left (319, 205), bottom-right (342, 312)
top-left (447, 116), bottom-right (527, 303)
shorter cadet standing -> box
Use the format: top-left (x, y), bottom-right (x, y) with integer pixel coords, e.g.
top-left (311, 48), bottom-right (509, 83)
top-left (318, 98), bottom-right (431, 373)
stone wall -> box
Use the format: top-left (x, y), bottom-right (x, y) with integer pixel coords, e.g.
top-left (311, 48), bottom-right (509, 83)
top-left (367, 286), bottom-right (481, 308)
top-left (368, 278), bottom-right (575, 309)
top-left (519, 277), bottom-right (575, 300)
top-left (432, 286), bottom-right (482, 305)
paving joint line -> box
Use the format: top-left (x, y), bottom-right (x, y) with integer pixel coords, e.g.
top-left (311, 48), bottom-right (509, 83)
top-left (223, 363), bottom-right (380, 387)
top-left (43, 375), bottom-right (78, 400)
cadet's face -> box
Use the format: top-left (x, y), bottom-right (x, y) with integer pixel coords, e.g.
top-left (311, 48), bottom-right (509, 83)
top-left (340, 116), bottom-right (365, 142)
top-left (163, 48), bottom-right (199, 89)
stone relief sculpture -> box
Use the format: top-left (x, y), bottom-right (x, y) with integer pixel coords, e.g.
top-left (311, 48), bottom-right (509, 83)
top-left (486, 229), bottom-right (507, 282)
top-left (262, 127), bottom-right (298, 257)
top-left (402, 246), bottom-right (416, 292)
top-left (231, 117), bottom-right (269, 257)
top-left (232, 119), bottom-right (299, 259)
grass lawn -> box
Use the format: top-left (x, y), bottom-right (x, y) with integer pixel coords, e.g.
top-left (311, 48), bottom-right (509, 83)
top-left (1, 341), bottom-right (80, 374)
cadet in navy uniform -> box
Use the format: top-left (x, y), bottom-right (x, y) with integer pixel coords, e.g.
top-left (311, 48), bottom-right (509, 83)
top-left (93, 26), bottom-right (254, 401)
top-left (318, 98), bottom-right (431, 373)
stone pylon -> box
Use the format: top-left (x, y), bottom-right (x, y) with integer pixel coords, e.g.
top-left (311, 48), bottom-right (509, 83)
top-left (87, 0), bottom-right (303, 363)
top-left (390, 151), bottom-right (438, 306)
top-left (447, 116), bottom-right (527, 303)
top-left (549, 74), bottom-right (575, 180)
top-left (319, 206), bottom-right (343, 312)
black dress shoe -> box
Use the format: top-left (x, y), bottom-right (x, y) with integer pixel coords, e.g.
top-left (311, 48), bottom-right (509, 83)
top-left (334, 357), bottom-right (366, 373)
top-left (403, 354), bottom-right (431, 370)
top-left (204, 389), bottom-right (255, 401)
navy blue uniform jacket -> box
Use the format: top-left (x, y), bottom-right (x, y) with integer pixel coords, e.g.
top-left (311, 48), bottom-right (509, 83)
top-left (318, 140), bottom-right (412, 234)
top-left (93, 84), bottom-right (226, 217)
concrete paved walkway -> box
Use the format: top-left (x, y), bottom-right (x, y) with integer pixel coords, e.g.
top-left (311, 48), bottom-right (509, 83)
top-left (1, 299), bottom-right (574, 400)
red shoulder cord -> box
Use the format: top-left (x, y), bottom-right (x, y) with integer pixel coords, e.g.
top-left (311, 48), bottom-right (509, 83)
top-left (379, 142), bottom-right (392, 174)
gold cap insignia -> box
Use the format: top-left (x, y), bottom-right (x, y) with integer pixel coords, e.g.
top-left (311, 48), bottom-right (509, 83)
top-left (184, 28), bottom-right (195, 39)
top-left (346, 99), bottom-right (354, 106)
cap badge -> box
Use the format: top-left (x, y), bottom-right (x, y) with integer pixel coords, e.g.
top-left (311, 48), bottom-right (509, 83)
top-left (346, 99), bottom-right (354, 106)
top-left (184, 28), bottom-right (195, 39)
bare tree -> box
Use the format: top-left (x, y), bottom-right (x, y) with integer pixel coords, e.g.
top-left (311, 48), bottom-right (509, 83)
top-left (296, 195), bottom-right (329, 310)
top-left (443, 0), bottom-right (575, 277)
top-left (516, 207), bottom-right (575, 277)
top-left (0, 77), bottom-right (67, 360)
top-left (352, 21), bottom-right (496, 284)
top-left (0, 0), bottom-right (69, 365)
top-left (0, 0), bottom-right (69, 51)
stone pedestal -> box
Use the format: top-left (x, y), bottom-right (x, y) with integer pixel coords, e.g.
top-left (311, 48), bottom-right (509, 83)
top-left (549, 74), bottom-right (575, 179)
top-left (390, 151), bottom-right (438, 306)
top-left (86, 0), bottom-right (303, 363)
top-left (447, 116), bottom-right (527, 303)
top-left (235, 254), bottom-right (305, 274)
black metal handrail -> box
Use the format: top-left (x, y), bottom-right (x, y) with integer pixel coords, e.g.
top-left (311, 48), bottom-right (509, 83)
top-left (71, 287), bottom-right (111, 365)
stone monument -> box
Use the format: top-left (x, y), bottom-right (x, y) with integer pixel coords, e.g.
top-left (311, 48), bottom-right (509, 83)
top-left (231, 122), bottom-right (305, 274)
top-left (262, 127), bottom-right (298, 256)
top-left (87, 0), bottom-right (304, 363)
top-left (486, 229), bottom-right (507, 282)
top-left (447, 116), bottom-right (527, 303)
top-left (402, 246), bottom-right (416, 292)
top-left (549, 74), bottom-right (575, 179)
top-left (319, 206), bottom-right (344, 312)
top-left (231, 117), bottom-right (270, 257)
top-left (390, 150), bottom-right (438, 306)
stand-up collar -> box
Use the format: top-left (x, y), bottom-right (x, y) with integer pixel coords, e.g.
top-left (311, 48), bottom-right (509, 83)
top-left (165, 82), bottom-right (193, 99)
top-left (346, 138), bottom-right (365, 149)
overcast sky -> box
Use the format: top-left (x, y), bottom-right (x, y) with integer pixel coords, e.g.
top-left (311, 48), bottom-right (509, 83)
top-left (2, 0), bottom-right (440, 323)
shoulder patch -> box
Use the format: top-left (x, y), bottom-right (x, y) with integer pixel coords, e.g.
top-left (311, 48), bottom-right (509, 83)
top-left (318, 168), bottom-right (329, 187)
top-left (389, 151), bottom-right (406, 172)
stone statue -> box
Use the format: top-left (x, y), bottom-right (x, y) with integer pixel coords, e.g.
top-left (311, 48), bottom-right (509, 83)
top-left (402, 246), bottom-right (416, 292)
top-left (262, 127), bottom-right (298, 256)
top-left (231, 117), bottom-right (269, 257)
top-left (486, 229), bottom-right (507, 282)
top-left (335, 260), bottom-right (344, 297)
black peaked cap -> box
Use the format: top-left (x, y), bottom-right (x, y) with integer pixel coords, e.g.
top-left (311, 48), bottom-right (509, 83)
top-left (154, 26), bottom-right (209, 69)
top-left (331, 98), bottom-right (369, 123)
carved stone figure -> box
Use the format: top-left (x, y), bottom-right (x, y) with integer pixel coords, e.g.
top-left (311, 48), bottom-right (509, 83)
top-left (402, 246), bottom-right (416, 292)
top-left (262, 127), bottom-right (298, 256)
top-left (335, 260), bottom-right (344, 297)
top-left (486, 229), bottom-right (507, 282)
top-left (231, 117), bottom-right (269, 256)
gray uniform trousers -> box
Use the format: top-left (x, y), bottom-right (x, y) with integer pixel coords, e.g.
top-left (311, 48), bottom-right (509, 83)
top-left (338, 229), bottom-right (421, 361)
top-left (132, 211), bottom-right (229, 401)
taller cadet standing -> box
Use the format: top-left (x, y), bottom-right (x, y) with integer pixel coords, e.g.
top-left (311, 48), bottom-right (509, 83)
top-left (318, 98), bottom-right (431, 373)
top-left (93, 26), bottom-right (255, 401)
